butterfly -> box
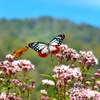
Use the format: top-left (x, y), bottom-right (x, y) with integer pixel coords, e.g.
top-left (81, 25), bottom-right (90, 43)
top-left (28, 34), bottom-right (65, 58)
top-left (12, 46), bottom-right (29, 58)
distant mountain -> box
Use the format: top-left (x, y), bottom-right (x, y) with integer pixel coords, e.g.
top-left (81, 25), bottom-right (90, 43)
top-left (0, 16), bottom-right (100, 41)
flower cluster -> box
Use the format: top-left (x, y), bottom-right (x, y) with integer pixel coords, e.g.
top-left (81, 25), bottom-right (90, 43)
top-left (69, 83), bottom-right (100, 100)
top-left (0, 92), bottom-right (22, 100)
top-left (41, 96), bottom-right (50, 100)
top-left (0, 60), bottom-right (21, 76)
top-left (0, 54), bottom-right (34, 76)
top-left (56, 44), bottom-right (79, 62)
top-left (40, 44), bottom-right (99, 100)
top-left (79, 51), bottom-right (98, 67)
top-left (13, 79), bottom-right (35, 91)
top-left (18, 59), bottom-right (34, 72)
top-left (53, 65), bottom-right (82, 86)
top-left (0, 54), bottom-right (35, 100)
top-left (56, 44), bottom-right (98, 68)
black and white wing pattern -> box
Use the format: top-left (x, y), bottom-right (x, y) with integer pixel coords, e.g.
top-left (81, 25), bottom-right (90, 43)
top-left (49, 34), bottom-right (65, 46)
top-left (28, 42), bottom-right (49, 57)
top-left (28, 42), bottom-right (47, 52)
top-left (28, 34), bottom-right (65, 58)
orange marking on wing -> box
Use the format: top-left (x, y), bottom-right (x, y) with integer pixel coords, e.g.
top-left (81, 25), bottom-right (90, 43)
top-left (38, 52), bottom-right (48, 58)
top-left (38, 46), bottom-right (60, 58)
top-left (51, 46), bottom-right (60, 54)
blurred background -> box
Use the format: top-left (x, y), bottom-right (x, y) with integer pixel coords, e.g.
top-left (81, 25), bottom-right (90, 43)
top-left (0, 0), bottom-right (100, 99)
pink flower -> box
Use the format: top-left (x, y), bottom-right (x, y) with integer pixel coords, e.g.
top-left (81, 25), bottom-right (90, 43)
top-left (69, 83), bottom-right (100, 100)
top-left (65, 48), bottom-right (79, 61)
top-left (53, 65), bottom-right (82, 86)
top-left (94, 93), bottom-right (100, 100)
top-left (18, 60), bottom-right (35, 72)
top-left (0, 78), bottom-right (4, 83)
top-left (13, 79), bottom-right (35, 91)
top-left (42, 79), bottom-right (55, 87)
top-left (57, 44), bottom-right (79, 62)
top-left (98, 69), bottom-right (100, 73)
top-left (41, 96), bottom-right (50, 100)
top-left (94, 73), bottom-right (100, 77)
top-left (96, 81), bottom-right (100, 86)
top-left (0, 92), bottom-right (6, 99)
top-left (0, 92), bottom-right (22, 100)
top-left (40, 90), bottom-right (48, 95)
top-left (12, 79), bottom-right (21, 86)
top-left (6, 54), bottom-right (15, 62)
top-left (79, 51), bottom-right (98, 67)
top-left (56, 54), bottom-right (64, 61)
top-left (24, 85), bottom-right (35, 91)
top-left (59, 44), bottom-right (68, 53)
top-left (1, 55), bottom-right (35, 75)
top-left (0, 60), bottom-right (21, 75)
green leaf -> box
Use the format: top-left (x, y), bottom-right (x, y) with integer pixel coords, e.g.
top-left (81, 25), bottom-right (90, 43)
top-left (40, 74), bottom-right (55, 81)
top-left (82, 71), bottom-right (93, 76)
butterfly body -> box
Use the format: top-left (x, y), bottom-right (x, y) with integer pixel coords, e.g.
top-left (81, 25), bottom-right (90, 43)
top-left (28, 34), bottom-right (65, 58)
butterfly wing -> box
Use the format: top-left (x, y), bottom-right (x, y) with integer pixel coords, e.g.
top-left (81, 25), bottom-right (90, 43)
top-left (21, 46), bottom-right (29, 52)
top-left (28, 42), bottom-right (49, 57)
top-left (12, 46), bottom-right (29, 58)
top-left (12, 49), bottom-right (22, 58)
top-left (50, 34), bottom-right (65, 46)
top-left (28, 42), bottom-right (47, 52)
top-left (49, 34), bottom-right (65, 54)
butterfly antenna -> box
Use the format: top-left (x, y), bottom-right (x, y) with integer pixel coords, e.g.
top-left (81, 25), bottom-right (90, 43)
top-left (50, 54), bottom-right (55, 67)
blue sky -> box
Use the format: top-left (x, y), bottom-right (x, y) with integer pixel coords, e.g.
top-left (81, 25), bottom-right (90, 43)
top-left (0, 0), bottom-right (100, 28)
